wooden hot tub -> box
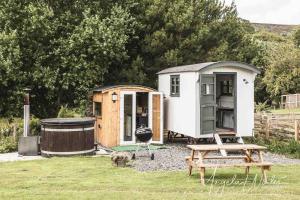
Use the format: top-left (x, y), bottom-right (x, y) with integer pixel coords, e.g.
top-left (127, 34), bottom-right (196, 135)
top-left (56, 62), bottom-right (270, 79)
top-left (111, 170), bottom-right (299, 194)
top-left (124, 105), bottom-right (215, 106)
top-left (40, 118), bottom-right (95, 156)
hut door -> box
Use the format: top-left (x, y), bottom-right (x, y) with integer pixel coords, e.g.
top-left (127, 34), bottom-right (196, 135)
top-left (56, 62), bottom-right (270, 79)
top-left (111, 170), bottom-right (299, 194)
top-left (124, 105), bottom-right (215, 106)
top-left (200, 74), bottom-right (216, 134)
top-left (149, 92), bottom-right (163, 144)
top-left (120, 91), bottom-right (136, 145)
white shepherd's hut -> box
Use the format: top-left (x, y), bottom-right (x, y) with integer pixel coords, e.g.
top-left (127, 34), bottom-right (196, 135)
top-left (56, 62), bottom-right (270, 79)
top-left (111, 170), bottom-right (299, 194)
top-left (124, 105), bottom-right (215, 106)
top-left (158, 61), bottom-right (260, 139)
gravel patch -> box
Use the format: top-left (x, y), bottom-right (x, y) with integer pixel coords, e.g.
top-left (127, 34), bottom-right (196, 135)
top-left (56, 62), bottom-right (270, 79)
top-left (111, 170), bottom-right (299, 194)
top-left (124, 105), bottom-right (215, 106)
top-left (130, 143), bottom-right (300, 172)
top-left (0, 152), bottom-right (44, 162)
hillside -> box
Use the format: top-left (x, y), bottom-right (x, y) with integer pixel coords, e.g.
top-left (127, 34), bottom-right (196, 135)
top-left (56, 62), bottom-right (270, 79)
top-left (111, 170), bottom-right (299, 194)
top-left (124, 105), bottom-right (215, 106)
top-left (251, 22), bottom-right (300, 35)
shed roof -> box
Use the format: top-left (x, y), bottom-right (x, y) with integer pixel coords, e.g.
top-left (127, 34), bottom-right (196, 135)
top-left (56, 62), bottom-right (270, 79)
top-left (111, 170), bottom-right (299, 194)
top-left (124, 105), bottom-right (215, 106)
top-left (93, 85), bottom-right (156, 92)
top-left (157, 61), bottom-right (260, 74)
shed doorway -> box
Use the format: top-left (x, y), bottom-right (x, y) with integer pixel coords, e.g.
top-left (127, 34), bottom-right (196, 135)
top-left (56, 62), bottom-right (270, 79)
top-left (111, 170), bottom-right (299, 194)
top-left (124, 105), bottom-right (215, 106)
top-left (120, 91), bottom-right (163, 145)
top-left (215, 73), bottom-right (236, 133)
top-left (121, 91), bottom-right (136, 144)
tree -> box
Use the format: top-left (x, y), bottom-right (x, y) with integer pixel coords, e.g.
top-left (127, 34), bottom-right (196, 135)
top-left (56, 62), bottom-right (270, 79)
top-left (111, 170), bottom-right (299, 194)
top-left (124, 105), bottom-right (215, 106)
top-left (0, 30), bottom-right (22, 116)
top-left (0, 0), bottom-right (137, 117)
top-left (0, 0), bottom-right (266, 117)
top-left (126, 0), bottom-right (262, 86)
top-left (263, 42), bottom-right (300, 103)
top-left (252, 30), bottom-right (300, 104)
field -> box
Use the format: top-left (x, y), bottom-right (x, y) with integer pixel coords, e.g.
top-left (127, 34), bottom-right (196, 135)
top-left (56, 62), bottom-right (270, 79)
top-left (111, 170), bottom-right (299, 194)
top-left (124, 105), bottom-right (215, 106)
top-left (0, 157), bottom-right (300, 200)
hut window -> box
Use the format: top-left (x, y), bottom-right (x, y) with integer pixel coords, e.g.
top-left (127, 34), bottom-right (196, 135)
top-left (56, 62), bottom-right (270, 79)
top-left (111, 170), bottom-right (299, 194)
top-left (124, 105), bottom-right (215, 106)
top-left (221, 80), bottom-right (233, 96)
top-left (170, 75), bottom-right (180, 96)
top-left (94, 102), bottom-right (102, 117)
top-left (202, 84), bottom-right (214, 95)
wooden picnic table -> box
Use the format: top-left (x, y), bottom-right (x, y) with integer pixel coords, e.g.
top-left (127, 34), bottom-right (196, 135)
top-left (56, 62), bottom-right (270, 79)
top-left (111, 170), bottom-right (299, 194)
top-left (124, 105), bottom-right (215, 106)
top-left (186, 144), bottom-right (272, 185)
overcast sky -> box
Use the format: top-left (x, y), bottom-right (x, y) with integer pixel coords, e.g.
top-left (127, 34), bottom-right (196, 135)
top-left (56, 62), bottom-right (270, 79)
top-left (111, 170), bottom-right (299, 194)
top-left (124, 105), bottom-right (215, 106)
top-left (224, 0), bottom-right (300, 25)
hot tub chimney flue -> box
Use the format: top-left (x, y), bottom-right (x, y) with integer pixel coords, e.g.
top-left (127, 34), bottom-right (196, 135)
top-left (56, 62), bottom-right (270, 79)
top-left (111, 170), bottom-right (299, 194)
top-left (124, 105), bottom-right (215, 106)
top-left (23, 88), bottom-right (31, 137)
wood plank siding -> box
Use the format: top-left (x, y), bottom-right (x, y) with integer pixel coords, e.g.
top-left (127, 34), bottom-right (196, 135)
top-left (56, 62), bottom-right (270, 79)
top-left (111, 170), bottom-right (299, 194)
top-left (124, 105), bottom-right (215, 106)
top-left (93, 86), bottom-right (160, 147)
top-left (152, 94), bottom-right (161, 141)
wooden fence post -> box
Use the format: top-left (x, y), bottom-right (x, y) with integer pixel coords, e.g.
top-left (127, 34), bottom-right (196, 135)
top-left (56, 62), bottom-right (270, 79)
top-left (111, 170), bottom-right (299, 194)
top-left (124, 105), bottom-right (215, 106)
top-left (13, 123), bottom-right (17, 142)
top-left (266, 117), bottom-right (270, 138)
top-left (295, 120), bottom-right (299, 141)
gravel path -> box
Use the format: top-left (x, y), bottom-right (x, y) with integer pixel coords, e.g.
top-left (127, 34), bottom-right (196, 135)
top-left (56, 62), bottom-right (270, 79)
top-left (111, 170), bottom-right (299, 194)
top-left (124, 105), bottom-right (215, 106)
top-left (131, 143), bottom-right (300, 172)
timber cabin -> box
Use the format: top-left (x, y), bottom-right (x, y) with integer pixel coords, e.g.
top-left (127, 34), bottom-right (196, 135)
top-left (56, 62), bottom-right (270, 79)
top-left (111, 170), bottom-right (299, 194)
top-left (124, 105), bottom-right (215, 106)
top-left (92, 85), bottom-right (163, 147)
top-left (158, 61), bottom-right (260, 139)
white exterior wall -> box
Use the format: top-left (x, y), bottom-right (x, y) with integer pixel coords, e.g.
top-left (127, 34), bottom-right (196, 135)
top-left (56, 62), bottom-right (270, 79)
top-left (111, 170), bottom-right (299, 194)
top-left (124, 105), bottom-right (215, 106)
top-left (158, 72), bottom-right (198, 137)
top-left (200, 67), bottom-right (256, 137)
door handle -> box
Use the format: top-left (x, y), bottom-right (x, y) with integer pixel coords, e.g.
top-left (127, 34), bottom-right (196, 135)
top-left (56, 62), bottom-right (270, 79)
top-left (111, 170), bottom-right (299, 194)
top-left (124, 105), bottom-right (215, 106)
top-left (98, 124), bottom-right (101, 129)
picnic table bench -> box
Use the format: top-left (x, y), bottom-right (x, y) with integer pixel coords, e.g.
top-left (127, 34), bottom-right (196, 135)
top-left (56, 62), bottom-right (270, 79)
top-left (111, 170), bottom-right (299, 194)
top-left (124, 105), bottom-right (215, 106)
top-left (186, 144), bottom-right (272, 185)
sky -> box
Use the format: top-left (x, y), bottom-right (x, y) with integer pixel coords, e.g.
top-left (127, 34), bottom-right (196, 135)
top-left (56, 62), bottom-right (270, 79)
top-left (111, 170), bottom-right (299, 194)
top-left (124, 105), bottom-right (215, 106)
top-left (224, 0), bottom-right (300, 25)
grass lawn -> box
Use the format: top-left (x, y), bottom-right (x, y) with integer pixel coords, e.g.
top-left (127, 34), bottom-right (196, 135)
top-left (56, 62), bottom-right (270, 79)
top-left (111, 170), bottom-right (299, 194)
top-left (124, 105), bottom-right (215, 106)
top-left (269, 108), bottom-right (300, 114)
top-left (0, 157), bottom-right (300, 200)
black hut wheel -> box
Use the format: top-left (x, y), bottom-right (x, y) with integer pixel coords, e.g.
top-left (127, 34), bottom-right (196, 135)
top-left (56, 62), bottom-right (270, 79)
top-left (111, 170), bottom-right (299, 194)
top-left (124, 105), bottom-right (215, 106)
top-left (151, 153), bottom-right (154, 160)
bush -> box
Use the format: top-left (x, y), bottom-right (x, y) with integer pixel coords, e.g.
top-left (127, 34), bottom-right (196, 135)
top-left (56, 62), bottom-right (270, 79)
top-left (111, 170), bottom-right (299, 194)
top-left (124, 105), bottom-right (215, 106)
top-left (57, 105), bottom-right (82, 118)
top-left (255, 101), bottom-right (270, 113)
top-left (0, 124), bottom-right (11, 137)
top-left (248, 136), bottom-right (300, 159)
top-left (0, 137), bottom-right (17, 153)
top-left (30, 116), bottom-right (40, 136)
top-left (1, 116), bottom-right (40, 136)
top-left (0, 117), bottom-right (41, 153)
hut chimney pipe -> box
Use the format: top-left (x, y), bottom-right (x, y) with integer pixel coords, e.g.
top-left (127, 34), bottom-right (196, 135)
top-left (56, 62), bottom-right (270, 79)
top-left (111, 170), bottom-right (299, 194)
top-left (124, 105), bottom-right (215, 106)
top-left (23, 88), bottom-right (31, 137)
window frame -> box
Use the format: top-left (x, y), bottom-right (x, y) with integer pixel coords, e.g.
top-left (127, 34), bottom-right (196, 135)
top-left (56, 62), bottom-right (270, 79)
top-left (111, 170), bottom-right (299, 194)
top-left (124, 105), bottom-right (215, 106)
top-left (170, 75), bottom-right (180, 97)
top-left (94, 102), bottom-right (102, 117)
top-left (201, 83), bottom-right (214, 96)
top-left (221, 80), bottom-right (233, 96)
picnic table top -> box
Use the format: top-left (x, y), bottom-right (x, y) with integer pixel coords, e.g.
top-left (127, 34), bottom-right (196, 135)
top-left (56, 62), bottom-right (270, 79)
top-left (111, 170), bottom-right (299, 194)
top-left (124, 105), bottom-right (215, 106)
top-left (187, 144), bottom-right (267, 151)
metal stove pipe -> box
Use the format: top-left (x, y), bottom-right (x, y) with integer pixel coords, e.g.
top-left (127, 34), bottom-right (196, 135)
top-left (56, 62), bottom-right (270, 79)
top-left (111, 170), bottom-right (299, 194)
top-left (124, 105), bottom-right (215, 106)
top-left (23, 88), bottom-right (31, 137)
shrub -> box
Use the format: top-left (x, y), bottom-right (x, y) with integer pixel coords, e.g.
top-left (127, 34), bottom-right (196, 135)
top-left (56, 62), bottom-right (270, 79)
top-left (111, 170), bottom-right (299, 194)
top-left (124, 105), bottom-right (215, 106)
top-left (0, 124), bottom-right (11, 137)
top-left (255, 101), bottom-right (270, 113)
top-left (0, 117), bottom-right (40, 138)
top-left (0, 117), bottom-right (41, 153)
top-left (0, 137), bottom-right (17, 153)
top-left (248, 136), bottom-right (300, 159)
top-left (57, 105), bottom-right (82, 118)
top-left (30, 116), bottom-right (40, 136)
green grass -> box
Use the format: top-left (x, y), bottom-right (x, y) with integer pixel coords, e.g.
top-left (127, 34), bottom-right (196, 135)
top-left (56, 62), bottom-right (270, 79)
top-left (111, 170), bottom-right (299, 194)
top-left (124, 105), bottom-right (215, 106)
top-left (269, 108), bottom-right (300, 114)
top-left (0, 157), bottom-right (300, 200)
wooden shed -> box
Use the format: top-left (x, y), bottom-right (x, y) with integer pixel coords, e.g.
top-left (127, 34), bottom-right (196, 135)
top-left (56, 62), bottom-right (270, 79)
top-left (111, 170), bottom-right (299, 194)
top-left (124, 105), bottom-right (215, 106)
top-left (158, 61), bottom-right (260, 139)
top-left (92, 85), bottom-right (163, 147)
top-left (281, 94), bottom-right (300, 109)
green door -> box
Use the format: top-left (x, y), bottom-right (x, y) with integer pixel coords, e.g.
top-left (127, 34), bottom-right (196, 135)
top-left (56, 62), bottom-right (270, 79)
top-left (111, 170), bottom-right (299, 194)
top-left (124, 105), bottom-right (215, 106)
top-left (200, 74), bottom-right (216, 134)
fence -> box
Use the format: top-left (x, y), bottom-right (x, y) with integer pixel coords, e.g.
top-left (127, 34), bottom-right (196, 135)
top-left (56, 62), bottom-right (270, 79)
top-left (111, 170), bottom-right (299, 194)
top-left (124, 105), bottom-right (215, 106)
top-left (254, 113), bottom-right (300, 141)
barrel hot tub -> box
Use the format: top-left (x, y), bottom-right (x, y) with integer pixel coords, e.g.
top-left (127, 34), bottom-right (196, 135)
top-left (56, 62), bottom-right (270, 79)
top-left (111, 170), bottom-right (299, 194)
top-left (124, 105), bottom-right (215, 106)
top-left (41, 118), bottom-right (95, 156)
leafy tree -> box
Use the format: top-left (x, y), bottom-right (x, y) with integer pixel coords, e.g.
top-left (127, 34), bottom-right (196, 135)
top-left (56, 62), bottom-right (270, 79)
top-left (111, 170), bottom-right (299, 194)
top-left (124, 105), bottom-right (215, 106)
top-left (253, 30), bottom-right (300, 105)
top-left (263, 42), bottom-right (300, 103)
top-left (0, 0), bottom-right (136, 117)
top-left (0, 0), bottom-right (269, 117)
top-left (0, 30), bottom-right (22, 116)
top-left (127, 0), bottom-right (262, 86)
